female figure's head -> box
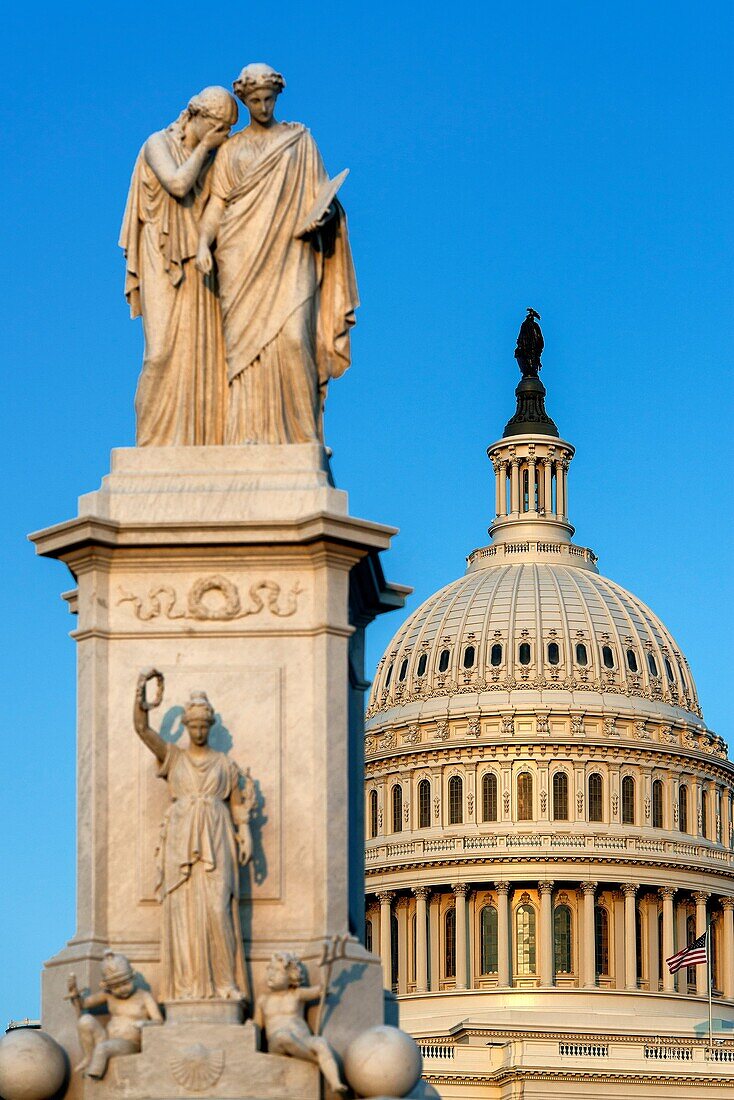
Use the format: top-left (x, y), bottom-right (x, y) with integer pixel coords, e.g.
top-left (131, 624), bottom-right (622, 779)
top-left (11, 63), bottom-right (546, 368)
top-left (182, 690), bottom-right (215, 746)
top-left (233, 63), bottom-right (285, 127)
top-left (170, 86), bottom-right (238, 144)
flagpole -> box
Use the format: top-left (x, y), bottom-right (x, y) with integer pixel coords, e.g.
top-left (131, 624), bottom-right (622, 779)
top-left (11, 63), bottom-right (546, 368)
top-left (707, 921), bottom-right (713, 1054)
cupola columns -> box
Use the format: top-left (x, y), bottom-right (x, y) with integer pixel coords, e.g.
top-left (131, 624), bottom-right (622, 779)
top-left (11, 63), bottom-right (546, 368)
top-left (488, 435), bottom-right (575, 545)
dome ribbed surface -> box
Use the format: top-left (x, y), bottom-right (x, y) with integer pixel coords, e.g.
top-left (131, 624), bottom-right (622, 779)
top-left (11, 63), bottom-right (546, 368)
top-left (368, 562), bottom-right (700, 718)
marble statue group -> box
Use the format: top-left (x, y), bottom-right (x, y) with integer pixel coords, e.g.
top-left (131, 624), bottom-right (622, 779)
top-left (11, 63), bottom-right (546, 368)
top-left (120, 62), bottom-right (358, 447)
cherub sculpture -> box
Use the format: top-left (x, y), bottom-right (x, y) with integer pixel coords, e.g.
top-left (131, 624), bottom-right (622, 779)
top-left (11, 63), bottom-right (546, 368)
top-left (255, 951), bottom-right (347, 1094)
top-left (66, 950), bottom-right (163, 1079)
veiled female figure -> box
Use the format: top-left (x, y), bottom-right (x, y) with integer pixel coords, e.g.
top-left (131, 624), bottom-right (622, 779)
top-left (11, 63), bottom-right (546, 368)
top-left (120, 87), bottom-right (238, 446)
top-left (196, 64), bottom-right (358, 445)
top-left (133, 670), bottom-right (253, 1002)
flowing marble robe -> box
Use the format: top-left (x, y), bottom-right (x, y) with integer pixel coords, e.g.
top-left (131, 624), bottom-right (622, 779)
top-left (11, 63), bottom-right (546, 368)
top-left (120, 129), bottom-right (228, 445)
top-left (209, 123), bottom-right (358, 444)
top-left (156, 744), bottom-right (248, 1001)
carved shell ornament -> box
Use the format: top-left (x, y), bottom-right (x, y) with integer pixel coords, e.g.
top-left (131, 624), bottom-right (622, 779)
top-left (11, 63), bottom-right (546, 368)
top-left (169, 1044), bottom-right (225, 1091)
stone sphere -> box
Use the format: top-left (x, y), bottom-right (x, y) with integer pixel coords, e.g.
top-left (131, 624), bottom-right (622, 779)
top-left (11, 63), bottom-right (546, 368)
top-left (343, 1026), bottom-right (422, 1098)
top-left (0, 1029), bottom-right (67, 1100)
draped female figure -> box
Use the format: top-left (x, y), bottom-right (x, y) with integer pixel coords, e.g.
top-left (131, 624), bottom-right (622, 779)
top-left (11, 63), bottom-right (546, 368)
top-left (120, 87), bottom-right (238, 446)
top-left (197, 64), bottom-right (358, 445)
top-left (133, 671), bottom-right (253, 1003)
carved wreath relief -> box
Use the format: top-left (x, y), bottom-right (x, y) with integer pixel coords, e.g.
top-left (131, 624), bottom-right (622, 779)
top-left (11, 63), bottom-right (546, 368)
top-left (118, 574), bottom-right (302, 622)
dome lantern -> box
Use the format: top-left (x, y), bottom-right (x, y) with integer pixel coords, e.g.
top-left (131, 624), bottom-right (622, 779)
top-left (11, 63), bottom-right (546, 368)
top-left (481, 311), bottom-right (592, 563)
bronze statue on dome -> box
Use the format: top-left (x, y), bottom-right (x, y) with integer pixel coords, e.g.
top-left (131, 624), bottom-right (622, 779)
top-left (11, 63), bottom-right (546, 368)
top-left (514, 308), bottom-right (544, 377)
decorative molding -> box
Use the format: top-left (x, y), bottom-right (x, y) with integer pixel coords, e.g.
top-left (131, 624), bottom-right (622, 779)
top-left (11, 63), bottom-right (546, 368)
top-left (118, 575), bottom-right (302, 622)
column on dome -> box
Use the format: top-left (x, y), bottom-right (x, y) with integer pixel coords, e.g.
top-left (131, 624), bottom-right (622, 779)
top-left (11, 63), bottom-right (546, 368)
top-left (622, 883), bottom-right (638, 990)
top-left (509, 459), bottom-right (520, 515)
top-left (429, 893), bottom-right (441, 991)
top-left (557, 458), bottom-right (569, 519)
top-left (494, 459), bottom-right (506, 518)
top-left (496, 881), bottom-right (511, 987)
top-left (722, 793), bottom-right (731, 850)
top-left (721, 897), bottom-right (734, 1001)
top-left (659, 887), bottom-right (676, 993)
top-left (452, 883), bottom-right (470, 990)
top-left (413, 886), bottom-right (430, 994)
top-left (694, 892), bottom-right (710, 996)
top-left (377, 891), bottom-right (394, 991)
top-left (543, 457), bottom-right (553, 516)
top-left (646, 893), bottom-right (660, 991)
top-left (539, 880), bottom-right (554, 987)
top-left (580, 882), bottom-right (597, 988)
top-left (396, 897), bottom-right (409, 994)
top-left (527, 455), bottom-right (538, 514)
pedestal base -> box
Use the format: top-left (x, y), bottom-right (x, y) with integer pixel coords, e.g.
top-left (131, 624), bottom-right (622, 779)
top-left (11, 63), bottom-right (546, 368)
top-left (81, 1021), bottom-right (319, 1100)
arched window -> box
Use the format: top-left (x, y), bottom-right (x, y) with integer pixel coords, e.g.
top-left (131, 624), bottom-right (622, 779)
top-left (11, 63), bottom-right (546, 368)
top-left (369, 790), bottom-right (378, 839)
top-left (701, 789), bottom-right (709, 839)
top-left (398, 658), bottom-right (408, 682)
top-left (480, 905), bottom-right (498, 974)
top-left (552, 771), bottom-right (569, 820)
top-left (626, 649), bottom-right (638, 673)
top-left (518, 642), bottom-right (531, 666)
top-left (547, 641), bottom-right (560, 665)
top-left (490, 643), bottom-right (503, 667)
top-left (417, 653), bottom-right (428, 677)
top-left (444, 908), bottom-right (456, 978)
top-left (652, 779), bottom-right (664, 828)
top-left (594, 906), bottom-right (609, 976)
top-left (482, 773), bottom-right (498, 822)
top-left (686, 914), bottom-right (696, 987)
top-left (418, 779), bottom-right (431, 829)
top-left (448, 776), bottom-right (463, 825)
top-left (515, 904), bottom-right (537, 975)
top-left (463, 645), bottom-right (476, 669)
top-left (588, 773), bottom-right (603, 822)
top-left (575, 643), bottom-right (588, 666)
top-left (602, 645), bottom-right (615, 669)
top-left (391, 784), bottom-right (403, 833)
top-left (664, 657), bottom-right (675, 682)
top-left (647, 652), bottom-right (658, 677)
top-left (517, 772), bottom-right (533, 821)
top-left (679, 785), bottom-right (689, 833)
top-left (622, 776), bottom-right (635, 824)
top-left (554, 904), bottom-right (573, 974)
top-left (438, 649), bottom-right (450, 673)
top-left (385, 662), bottom-right (394, 687)
top-left (365, 918), bottom-right (373, 953)
top-left (391, 913), bottom-right (399, 990)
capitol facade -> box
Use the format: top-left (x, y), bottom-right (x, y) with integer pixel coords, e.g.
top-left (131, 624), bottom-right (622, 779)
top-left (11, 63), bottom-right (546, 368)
top-left (363, 339), bottom-right (734, 1097)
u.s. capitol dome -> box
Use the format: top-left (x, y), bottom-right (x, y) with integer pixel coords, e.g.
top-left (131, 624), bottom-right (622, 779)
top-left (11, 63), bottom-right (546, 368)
top-left (363, 318), bottom-right (734, 1098)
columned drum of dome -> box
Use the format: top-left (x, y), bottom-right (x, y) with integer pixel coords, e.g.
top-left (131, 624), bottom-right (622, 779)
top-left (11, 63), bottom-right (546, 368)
top-left (364, 316), bottom-right (734, 1098)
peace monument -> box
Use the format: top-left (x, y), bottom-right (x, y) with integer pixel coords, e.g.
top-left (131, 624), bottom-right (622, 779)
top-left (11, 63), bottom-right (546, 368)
top-left (6, 61), bottom-right (428, 1100)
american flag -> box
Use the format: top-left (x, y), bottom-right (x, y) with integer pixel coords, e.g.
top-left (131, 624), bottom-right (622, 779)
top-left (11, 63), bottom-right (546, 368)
top-left (666, 932), bottom-right (708, 974)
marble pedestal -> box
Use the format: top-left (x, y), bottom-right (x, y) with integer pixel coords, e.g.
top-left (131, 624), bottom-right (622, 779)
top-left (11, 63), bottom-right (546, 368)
top-left (31, 445), bottom-right (408, 1100)
top-left (82, 1020), bottom-right (319, 1100)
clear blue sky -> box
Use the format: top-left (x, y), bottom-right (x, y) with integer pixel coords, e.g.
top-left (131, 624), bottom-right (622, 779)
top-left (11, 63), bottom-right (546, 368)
top-left (1, 1), bottom-right (731, 1024)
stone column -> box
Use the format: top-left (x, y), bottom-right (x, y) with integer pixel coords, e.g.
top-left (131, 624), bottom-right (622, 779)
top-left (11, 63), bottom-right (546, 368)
top-left (527, 457), bottom-right (537, 513)
top-left (496, 881), bottom-right (511, 987)
top-left (510, 459), bottom-right (520, 515)
top-left (675, 903), bottom-right (688, 993)
top-left (413, 886), bottom-right (430, 994)
top-left (622, 883), bottom-right (638, 990)
top-left (429, 893), bottom-right (441, 991)
top-left (539, 881), bottom-right (555, 987)
top-left (396, 897), bottom-right (409, 994)
top-left (452, 883), bottom-right (470, 990)
top-left (721, 898), bottom-right (734, 1002)
top-left (694, 892), bottom-right (710, 996)
top-left (494, 460), bottom-right (506, 517)
top-left (377, 891), bottom-right (395, 991)
top-left (659, 888), bottom-right (676, 993)
top-left (543, 459), bottom-right (553, 515)
top-left (580, 882), bottom-right (597, 988)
